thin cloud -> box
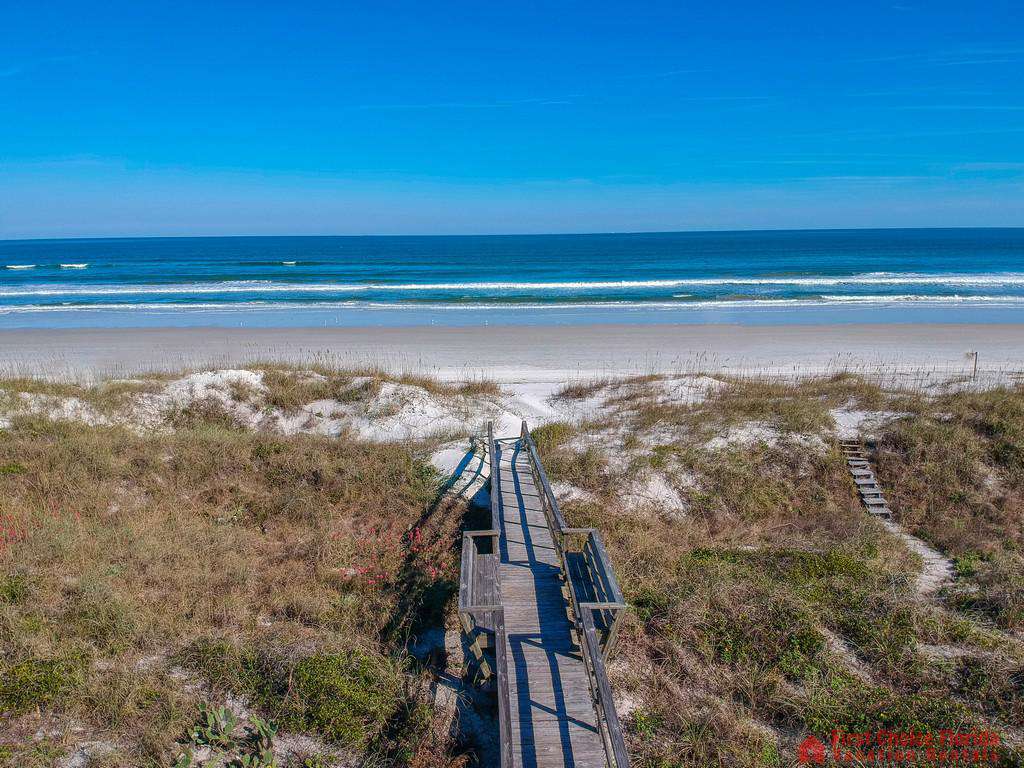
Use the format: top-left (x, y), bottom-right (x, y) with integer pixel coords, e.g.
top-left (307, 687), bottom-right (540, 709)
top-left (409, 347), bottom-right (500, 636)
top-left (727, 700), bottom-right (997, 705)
top-left (930, 57), bottom-right (1023, 66)
top-left (892, 104), bottom-right (1024, 111)
top-left (846, 46), bottom-right (1024, 67)
top-left (677, 94), bottom-right (769, 102)
top-left (0, 54), bottom-right (78, 79)
top-left (953, 162), bottom-right (1024, 172)
top-left (615, 67), bottom-right (711, 81)
top-left (355, 96), bottom-right (575, 110)
top-left (730, 157), bottom-right (912, 166)
top-left (793, 174), bottom-right (935, 184)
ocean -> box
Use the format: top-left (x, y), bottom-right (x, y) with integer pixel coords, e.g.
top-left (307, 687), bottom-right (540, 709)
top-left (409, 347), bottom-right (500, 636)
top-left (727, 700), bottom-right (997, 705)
top-left (1, 228), bottom-right (1023, 328)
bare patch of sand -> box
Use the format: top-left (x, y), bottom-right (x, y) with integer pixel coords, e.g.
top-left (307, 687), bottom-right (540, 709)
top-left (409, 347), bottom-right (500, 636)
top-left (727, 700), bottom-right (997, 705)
top-left (830, 403), bottom-right (904, 439)
top-left (15, 392), bottom-right (112, 426)
top-left (620, 471), bottom-right (689, 516)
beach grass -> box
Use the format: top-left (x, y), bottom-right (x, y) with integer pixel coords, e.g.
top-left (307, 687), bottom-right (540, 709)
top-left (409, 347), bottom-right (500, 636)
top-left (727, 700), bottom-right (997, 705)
top-left (0, 401), bottom-right (459, 766)
top-left (536, 373), bottom-right (1024, 766)
top-left (1, 366), bottom-right (1022, 766)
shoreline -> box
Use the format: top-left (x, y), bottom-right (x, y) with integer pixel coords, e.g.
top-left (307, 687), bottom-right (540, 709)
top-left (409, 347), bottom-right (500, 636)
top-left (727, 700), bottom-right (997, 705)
top-left (1, 322), bottom-right (1023, 382)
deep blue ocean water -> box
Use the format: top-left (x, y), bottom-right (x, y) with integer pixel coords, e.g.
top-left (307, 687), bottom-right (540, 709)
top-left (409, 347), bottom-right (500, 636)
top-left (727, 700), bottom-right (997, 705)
top-left (1, 229), bottom-right (1023, 328)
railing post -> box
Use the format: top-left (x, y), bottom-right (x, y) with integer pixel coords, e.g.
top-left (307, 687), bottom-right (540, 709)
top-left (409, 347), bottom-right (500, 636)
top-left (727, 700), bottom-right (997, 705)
top-left (487, 421), bottom-right (500, 551)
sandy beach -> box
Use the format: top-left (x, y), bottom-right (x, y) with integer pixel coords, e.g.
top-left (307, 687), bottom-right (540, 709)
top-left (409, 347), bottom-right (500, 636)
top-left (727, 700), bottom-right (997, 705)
top-left (1, 322), bottom-right (1022, 382)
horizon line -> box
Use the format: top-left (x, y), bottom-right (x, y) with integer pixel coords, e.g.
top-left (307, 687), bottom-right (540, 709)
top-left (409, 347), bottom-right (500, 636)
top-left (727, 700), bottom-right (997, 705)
top-left (3, 224), bottom-right (1023, 244)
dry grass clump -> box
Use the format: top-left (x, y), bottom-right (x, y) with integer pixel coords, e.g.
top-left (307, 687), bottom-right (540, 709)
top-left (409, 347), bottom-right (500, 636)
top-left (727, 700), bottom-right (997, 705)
top-left (556, 371), bottom-right (888, 439)
top-left (254, 365), bottom-right (501, 414)
top-left (649, 372), bottom-right (886, 436)
top-left (0, 377), bottom-right (164, 421)
top-left (554, 377), bottom-right (617, 400)
top-left (257, 367), bottom-right (384, 413)
top-left (393, 373), bottom-right (501, 399)
top-left (0, 409), bottom-right (465, 766)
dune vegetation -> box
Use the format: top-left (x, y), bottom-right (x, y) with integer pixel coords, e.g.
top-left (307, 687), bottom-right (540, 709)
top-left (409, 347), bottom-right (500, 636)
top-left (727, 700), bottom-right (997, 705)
top-left (0, 367), bottom-right (1022, 767)
top-left (0, 368), bottom-right (475, 767)
top-left (539, 374), bottom-right (1024, 767)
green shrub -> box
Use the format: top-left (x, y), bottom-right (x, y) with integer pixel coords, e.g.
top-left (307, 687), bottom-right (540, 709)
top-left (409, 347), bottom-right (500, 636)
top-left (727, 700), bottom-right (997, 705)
top-left (0, 656), bottom-right (84, 715)
top-left (699, 591), bottom-right (826, 681)
top-left (180, 640), bottom-right (404, 748)
top-left (281, 651), bottom-right (404, 746)
top-left (0, 573), bottom-right (29, 604)
top-left (530, 421), bottom-right (575, 454)
top-left (803, 672), bottom-right (973, 734)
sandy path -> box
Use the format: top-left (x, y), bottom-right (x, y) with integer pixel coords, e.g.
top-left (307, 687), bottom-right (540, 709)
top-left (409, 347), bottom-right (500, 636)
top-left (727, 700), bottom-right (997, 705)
top-left (880, 520), bottom-right (956, 597)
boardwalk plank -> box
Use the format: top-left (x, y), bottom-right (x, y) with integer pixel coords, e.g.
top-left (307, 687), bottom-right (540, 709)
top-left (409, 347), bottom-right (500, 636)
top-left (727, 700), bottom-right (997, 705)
top-left (495, 439), bottom-right (607, 768)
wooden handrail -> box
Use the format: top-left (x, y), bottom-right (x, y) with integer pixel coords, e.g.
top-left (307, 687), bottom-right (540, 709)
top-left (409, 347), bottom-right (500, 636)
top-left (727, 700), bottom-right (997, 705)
top-left (457, 425), bottom-right (513, 768)
top-left (488, 421), bottom-right (501, 536)
top-left (520, 422), bottom-right (627, 610)
top-left (520, 420), bottom-right (569, 535)
top-left (462, 421), bottom-right (629, 768)
top-left (494, 609), bottom-right (514, 768)
top-left (583, 529), bottom-right (627, 609)
top-left (520, 419), bottom-right (631, 768)
top-left (580, 610), bottom-right (631, 768)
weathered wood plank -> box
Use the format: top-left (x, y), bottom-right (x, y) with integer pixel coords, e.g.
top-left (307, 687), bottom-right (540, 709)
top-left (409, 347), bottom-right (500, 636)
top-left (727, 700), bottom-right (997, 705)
top-left (495, 436), bottom-right (609, 768)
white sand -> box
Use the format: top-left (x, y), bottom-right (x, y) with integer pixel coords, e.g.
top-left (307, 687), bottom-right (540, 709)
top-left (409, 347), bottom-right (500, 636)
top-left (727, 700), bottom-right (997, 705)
top-left (1, 323), bottom-right (1022, 383)
top-left (830, 406), bottom-right (903, 439)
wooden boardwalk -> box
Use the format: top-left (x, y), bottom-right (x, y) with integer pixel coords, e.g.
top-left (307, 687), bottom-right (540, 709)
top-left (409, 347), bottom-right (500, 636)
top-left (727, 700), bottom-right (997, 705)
top-left (459, 422), bottom-right (629, 768)
top-left (496, 438), bottom-right (608, 768)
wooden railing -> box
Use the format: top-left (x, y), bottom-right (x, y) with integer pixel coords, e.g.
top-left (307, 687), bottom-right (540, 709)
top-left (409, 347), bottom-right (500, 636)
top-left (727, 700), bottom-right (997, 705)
top-left (458, 421), bottom-right (630, 768)
top-left (457, 422), bottom-right (513, 768)
top-left (520, 420), bottom-right (631, 768)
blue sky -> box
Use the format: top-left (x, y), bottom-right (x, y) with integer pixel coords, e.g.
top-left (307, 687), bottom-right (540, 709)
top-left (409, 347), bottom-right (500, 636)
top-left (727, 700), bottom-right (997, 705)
top-left (2, 1), bottom-right (1023, 237)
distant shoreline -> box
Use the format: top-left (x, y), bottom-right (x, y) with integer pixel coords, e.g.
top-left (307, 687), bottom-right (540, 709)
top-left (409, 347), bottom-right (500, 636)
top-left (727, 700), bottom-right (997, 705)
top-left (2, 322), bottom-right (1022, 383)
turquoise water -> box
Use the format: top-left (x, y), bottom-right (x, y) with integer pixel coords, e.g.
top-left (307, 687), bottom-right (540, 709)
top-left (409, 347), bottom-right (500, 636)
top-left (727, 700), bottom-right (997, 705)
top-left (1, 229), bottom-right (1023, 328)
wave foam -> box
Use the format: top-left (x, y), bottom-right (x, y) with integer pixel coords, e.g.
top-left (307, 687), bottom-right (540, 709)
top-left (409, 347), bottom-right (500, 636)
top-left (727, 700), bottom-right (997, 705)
top-left (4, 272), bottom-right (1024, 297)
top-left (4, 294), bottom-right (1024, 314)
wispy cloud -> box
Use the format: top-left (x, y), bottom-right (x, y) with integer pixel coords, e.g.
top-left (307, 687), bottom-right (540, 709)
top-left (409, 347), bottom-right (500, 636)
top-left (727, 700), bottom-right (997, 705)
top-left (677, 94), bottom-right (769, 102)
top-left (930, 56), bottom-right (1024, 67)
top-left (847, 46), bottom-right (1024, 67)
top-left (793, 174), bottom-right (935, 185)
top-left (730, 156), bottom-right (916, 166)
top-left (355, 90), bottom-right (769, 111)
top-left (0, 54), bottom-right (79, 80)
top-left (952, 162), bottom-right (1024, 172)
top-left (615, 67), bottom-right (711, 81)
top-left (356, 96), bottom-right (576, 110)
top-left (892, 104), bottom-right (1024, 111)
